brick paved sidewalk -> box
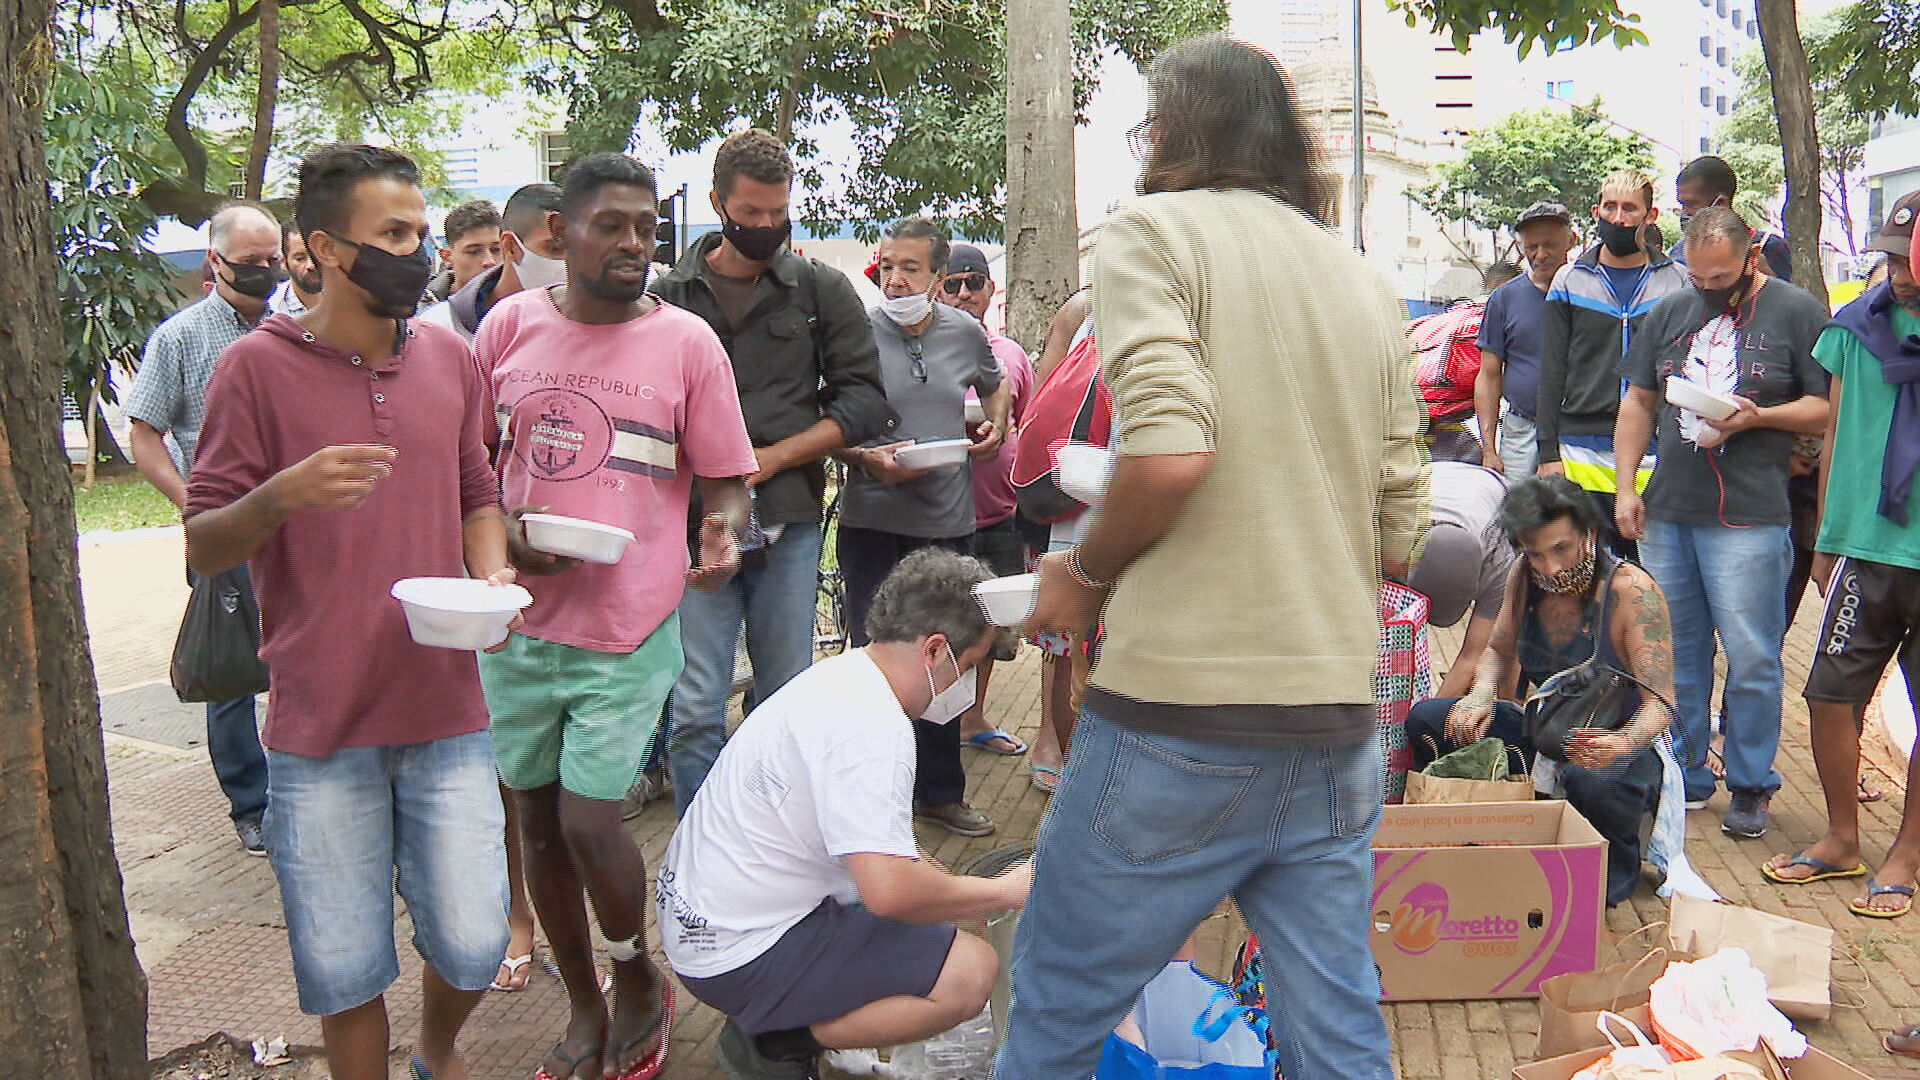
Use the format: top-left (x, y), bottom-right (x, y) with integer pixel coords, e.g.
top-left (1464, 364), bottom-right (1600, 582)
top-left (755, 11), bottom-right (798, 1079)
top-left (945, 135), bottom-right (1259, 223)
top-left (87, 532), bottom-right (1920, 1078)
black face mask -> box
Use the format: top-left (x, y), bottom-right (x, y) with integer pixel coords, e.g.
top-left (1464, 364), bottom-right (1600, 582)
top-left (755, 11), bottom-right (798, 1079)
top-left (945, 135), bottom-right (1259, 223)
top-left (327, 234), bottom-right (434, 318)
top-left (217, 255), bottom-right (286, 299)
top-left (720, 209), bottom-right (791, 263)
top-left (1695, 261), bottom-right (1755, 315)
top-left (1593, 217), bottom-right (1643, 257)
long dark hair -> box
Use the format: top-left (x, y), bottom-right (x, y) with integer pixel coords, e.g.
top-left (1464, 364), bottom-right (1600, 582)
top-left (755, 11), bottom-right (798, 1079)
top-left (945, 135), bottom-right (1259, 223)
top-left (1139, 34), bottom-right (1337, 225)
top-left (1496, 476), bottom-right (1609, 550)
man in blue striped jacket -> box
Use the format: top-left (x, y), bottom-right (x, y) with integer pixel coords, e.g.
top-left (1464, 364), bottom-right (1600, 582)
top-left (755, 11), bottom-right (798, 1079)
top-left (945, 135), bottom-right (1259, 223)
top-left (1534, 168), bottom-right (1691, 557)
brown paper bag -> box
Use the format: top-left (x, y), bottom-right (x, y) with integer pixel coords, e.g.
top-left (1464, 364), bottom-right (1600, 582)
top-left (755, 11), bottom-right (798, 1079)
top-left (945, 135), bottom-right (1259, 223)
top-left (1667, 894), bottom-right (1832, 1023)
top-left (1404, 768), bottom-right (1536, 805)
top-left (1534, 940), bottom-right (1669, 1059)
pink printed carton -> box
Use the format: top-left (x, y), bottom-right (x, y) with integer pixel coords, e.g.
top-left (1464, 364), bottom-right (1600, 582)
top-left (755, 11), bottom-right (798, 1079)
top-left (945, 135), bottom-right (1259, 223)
top-left (1369, 800), bottom-right (1606, 1001)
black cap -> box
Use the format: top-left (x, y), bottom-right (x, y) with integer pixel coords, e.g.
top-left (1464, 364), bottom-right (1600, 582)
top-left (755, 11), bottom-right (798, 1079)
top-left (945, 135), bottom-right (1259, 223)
top-left (947, 243), bottom-right (991, 278)
top-left (1516, 201), bottom-right (1573, 229)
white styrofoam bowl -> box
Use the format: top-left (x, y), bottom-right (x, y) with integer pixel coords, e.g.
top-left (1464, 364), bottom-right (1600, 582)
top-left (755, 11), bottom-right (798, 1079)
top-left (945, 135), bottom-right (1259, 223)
top-left (974, 573), bottom-right (1037, 627)
top-left (521, 513), bottom-right (636, 565)
top-left (964, 399), bottom-right (987, 425)
top-left (894, 438), bottom-right (973, 471)
top-left (1664, 378), bottom-right (1740, 422)
top-left (391, 577), bottom-right (532, 651)
top-left (1053, 442), bottom-right (1113, 507)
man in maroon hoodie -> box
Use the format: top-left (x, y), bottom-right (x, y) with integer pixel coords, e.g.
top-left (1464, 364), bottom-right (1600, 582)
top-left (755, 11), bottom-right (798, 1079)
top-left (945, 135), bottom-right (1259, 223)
top-left (185, 143), bottom-right (516, 1080)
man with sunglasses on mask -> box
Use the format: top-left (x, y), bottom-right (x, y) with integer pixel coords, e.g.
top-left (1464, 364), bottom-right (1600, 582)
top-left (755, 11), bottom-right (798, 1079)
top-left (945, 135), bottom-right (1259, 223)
top-left (652, 128), bottom-right (895, 818)
top-left (420, 183), bottom-right (568, 342)
top-left (125, 199), bottom-right (283, 857)
top-left (833, 216), bottom-right (1011, 839)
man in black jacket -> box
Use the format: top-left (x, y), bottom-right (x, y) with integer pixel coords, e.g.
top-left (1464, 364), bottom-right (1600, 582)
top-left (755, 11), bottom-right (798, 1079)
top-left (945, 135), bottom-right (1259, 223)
top-left (652, 129), bottom-right (896, 817)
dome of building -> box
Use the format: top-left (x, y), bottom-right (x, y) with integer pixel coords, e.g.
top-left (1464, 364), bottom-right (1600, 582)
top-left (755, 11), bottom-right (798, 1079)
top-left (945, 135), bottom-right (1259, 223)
top-left (1287, 36), bottom-right (1386, 119)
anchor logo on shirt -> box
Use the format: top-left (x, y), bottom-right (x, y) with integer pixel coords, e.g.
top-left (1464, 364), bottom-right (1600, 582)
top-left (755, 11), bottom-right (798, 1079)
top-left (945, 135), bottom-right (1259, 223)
top-left (529, 401), bottom-right (584, 477)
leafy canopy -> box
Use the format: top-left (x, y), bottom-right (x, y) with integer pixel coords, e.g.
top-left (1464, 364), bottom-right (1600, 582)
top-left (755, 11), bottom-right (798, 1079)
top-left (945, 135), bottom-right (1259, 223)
top-left (1388, 0), bottom-right (1646, 57)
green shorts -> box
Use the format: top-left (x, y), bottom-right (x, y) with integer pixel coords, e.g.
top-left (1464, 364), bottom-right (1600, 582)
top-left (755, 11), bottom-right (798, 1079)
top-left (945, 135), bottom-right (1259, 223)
top-left (477, 615), bottom-right (682, 801)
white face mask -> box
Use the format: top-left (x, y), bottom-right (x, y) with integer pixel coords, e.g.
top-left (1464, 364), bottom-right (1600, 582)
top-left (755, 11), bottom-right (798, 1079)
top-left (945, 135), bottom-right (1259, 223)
top-left (921, 643), bottom-right (976, 726)
top-left (881, 291), bottom-right (933, 327)
top-left (515, 247), bottom-right (567, 290)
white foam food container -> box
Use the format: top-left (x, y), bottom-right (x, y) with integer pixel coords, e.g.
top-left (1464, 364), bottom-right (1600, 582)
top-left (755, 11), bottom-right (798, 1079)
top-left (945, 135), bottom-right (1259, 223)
top-left (974, 573), bottom-right (1037, 627)
top-left (1053, 442), bottom-right (1113, 507)
top-left (893, 438), bottom-right (973, 471)
top-left (521, 513), bottom-right (636, 565)
top-left (391, 577), bottom-right (532, 651)
top-left (965, 399), bottom-right (987, 425)
top-left (1664, 377), bottom-right (1741, 422)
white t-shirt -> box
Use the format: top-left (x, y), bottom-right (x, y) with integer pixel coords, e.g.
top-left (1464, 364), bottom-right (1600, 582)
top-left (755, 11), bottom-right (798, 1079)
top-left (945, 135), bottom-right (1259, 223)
top-left (416, 299), bottom-right (471, 341)
top-left (658, 650), bottom-right (920, 979)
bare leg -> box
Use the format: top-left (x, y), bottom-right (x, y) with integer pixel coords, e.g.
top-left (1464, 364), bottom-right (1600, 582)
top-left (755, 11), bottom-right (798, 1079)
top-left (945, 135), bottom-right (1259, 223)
top-left (556, 789), bottom-right (664, 1078)
top-left (517, 785), bottom-right (607, 1079)
top-left (811, 933), bottom-right (997, 1050)
top-left (1855, 737), bottom-right (1920, 915)
top-left (319, 995), bottom-right (390, 1080)
top-left (958, 659), bottom-right (1020, 751)
top-left (497, 783), bottom-right (537, 990)
top-left (1764, 700), bottom-right (1866, 881)
top-left (416, 964), bottom-right (486, 1080)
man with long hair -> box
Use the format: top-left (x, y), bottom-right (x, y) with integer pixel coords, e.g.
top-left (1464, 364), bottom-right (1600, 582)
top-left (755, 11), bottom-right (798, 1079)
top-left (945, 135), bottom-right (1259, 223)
top-left (1008, 33), bottom-right (1422, 1080)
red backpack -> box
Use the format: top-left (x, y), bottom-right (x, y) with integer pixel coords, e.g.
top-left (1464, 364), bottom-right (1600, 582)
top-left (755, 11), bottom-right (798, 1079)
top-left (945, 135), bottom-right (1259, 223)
top-left (1011, 329), bottom-right (1111, 524)
top-left (1407, 302), bottom-right (1485, 421)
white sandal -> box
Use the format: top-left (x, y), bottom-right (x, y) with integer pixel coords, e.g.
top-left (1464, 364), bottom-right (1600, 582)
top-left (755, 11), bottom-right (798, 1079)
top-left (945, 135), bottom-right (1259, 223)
top-left (489, 953), bottom-right (533, 992)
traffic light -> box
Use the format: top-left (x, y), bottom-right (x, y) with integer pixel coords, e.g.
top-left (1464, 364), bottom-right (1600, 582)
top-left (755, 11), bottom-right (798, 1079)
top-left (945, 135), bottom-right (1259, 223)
top-left (655, 184), bottom-right (685, 267)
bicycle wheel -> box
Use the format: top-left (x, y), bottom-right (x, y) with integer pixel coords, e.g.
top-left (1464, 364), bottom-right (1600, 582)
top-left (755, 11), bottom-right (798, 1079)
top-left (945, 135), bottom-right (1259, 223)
top-left (814, 567), bottom-right (847, 656)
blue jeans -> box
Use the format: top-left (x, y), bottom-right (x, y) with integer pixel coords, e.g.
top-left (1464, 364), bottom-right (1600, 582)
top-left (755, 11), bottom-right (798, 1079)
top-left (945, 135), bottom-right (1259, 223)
top-left (994, 714), bottom-right (1393, 1080)
top-left (188, 564), bottom-right (269, 823)
top-left (668, 522), bottom-right (824, 817)
top-left (263, 730), bottom-right (509, 1016)
top-left (1499, 411), bottom-right (1538, 481)
top-left (1638, 518), bottom-right (1789, 799)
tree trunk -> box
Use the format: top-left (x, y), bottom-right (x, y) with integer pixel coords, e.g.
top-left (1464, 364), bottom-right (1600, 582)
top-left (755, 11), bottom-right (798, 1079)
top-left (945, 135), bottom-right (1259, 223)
top-left (1002, 0), bottom-right (1078, 352)
top-left (243, 0), bottom-right (279, 201)
top-left (1755, 0), bottom-right (1827, 307)
top-left (0, 1), bottom-right (149, 1075)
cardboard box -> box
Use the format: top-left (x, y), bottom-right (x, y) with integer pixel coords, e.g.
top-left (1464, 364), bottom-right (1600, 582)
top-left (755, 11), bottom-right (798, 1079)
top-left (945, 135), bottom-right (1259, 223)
top-left (1512, 1046), bottom-right (1874, 1080)
top-left (1370, 800), bottom-right (1606, 1001)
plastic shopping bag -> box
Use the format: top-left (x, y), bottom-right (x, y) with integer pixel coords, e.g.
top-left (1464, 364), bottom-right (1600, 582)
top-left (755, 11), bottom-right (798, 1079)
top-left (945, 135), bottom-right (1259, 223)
top-left (1377, 581), bottom-right (1433, 802)
top-left (1667, 897), bottom-right (1829, 1022)
top-left (1096, 961), bottom-right (1274, 1080)
top-left (1648, 948), bottom-right (1809, 1062)
top-left (170, 567), bottom-right (270, 703)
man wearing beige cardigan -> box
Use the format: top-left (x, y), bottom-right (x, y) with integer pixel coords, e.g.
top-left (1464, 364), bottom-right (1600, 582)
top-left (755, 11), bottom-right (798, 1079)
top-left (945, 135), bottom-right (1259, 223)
top-left (1001, 34), bottom-right (1425, 1080)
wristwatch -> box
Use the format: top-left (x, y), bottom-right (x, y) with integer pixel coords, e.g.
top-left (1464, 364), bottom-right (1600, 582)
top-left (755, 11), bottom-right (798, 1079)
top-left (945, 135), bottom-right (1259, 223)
top-left (1065, 545), bottom-right (1112, 590)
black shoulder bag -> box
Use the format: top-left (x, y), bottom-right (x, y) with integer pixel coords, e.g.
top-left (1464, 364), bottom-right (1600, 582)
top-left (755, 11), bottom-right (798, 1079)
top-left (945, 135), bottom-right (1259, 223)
top-left (1521, 562), bottom-right (1675, 762)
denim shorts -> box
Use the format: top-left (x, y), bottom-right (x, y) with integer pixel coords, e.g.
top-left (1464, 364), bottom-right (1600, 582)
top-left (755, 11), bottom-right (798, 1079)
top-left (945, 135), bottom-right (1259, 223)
top-left (263, 729), bottom-right (510, 1016)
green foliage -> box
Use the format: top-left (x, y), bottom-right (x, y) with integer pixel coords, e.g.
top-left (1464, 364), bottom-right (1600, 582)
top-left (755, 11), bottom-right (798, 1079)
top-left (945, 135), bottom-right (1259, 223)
top-left (1716, 20), bottom-right (1869, 248)
top-left (46, 58), bottom-right (185, 411)
top-left (1412, 103), bottom-right (1655, 252)
top-left (1810, 0), bottom-right (1920, 119)
top-left (1388, 0), bottom-right (1646, 57)
top-left (541, 0), bottom-right (1227, 242)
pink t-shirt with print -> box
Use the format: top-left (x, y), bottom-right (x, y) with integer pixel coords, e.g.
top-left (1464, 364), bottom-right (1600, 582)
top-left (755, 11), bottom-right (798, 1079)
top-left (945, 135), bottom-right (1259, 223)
top-left (478, 288), bottom-right (759, 653)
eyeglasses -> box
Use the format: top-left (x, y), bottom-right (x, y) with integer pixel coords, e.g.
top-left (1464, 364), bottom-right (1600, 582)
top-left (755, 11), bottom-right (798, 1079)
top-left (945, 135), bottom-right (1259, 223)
top-left (1127, 116), bottom-right (1153, 162)
top-left (942, 273), bottom-right (989, 295)
top-left (906, 336), bottom-right (927, 382)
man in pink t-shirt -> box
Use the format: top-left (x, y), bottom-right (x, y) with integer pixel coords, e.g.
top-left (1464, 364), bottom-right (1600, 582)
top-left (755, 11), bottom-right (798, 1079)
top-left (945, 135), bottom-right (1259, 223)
top-left (475, 153), bottom-right (756, 1080)
top-left (939, 244), bottom-right (1036, 755)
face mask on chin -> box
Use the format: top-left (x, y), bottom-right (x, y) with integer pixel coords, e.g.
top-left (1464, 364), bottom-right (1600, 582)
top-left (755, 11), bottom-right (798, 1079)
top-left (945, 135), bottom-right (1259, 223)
top-left (515, 247), bottom-right (568, 290)
top-left (921, 643), bottom-right (977, 725)
top-left (881, 291), bottom-right (934, 327)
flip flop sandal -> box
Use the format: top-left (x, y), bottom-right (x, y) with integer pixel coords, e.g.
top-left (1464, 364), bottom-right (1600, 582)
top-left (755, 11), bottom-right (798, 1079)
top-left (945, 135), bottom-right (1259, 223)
top-left (490, 953), bottom-right (534, 991)
top-left (410, 1059), bottom-right (433, 1080)
top-left (1859, 776), bottom-right (1885, 804)
top-left (1760, 853), bottom-right (1868, 885)
top-left (605, 978), bottom-right (675, 1080)
top-left (532, 1040), bottom-right (600, 1080)
top-left (1851, 880), bottom-right (1916, 919)
top-left (1886, 1024), bottom-right (1920, 1058)
top-left (1030, 764), bottom-right (1060, 795)
top-left (965, 729), bottom-right (1028, 755)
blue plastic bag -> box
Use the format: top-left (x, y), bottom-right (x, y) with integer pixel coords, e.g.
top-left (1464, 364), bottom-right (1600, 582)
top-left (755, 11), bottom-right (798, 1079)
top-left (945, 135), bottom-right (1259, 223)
top-left (1095, 961), bottom-right (1275, 1080)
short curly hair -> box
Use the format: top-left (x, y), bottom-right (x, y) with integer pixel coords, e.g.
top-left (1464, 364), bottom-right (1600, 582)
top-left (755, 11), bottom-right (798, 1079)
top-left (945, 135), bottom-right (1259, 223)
top-left (713, 129), bottom-right (794, 199)
top-left (442, 200), bottom-right (502, 246)
top-left (864, 548), bottom-right (994, 653)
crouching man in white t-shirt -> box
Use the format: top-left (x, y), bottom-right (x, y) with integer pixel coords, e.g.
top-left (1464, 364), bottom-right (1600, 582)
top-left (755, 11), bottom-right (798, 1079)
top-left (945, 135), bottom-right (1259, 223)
top-left (659, 547), bottom-right (1032, 1078)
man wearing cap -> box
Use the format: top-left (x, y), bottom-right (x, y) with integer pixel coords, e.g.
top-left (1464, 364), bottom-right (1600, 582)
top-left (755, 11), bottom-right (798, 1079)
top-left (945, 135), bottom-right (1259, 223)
top-left (1407, 462), bottom-right (1517, 700)
top-left (1764, 190), bottom-right (1920, 913)
top-left (936, 242), bottom-right (1038, 758)
top-left (1476, 202), bottom-right (1579, 481)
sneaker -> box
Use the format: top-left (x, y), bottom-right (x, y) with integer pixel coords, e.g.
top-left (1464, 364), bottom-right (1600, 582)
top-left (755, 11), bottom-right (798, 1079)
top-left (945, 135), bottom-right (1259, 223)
top-left (1684, 798), bottom-right (1711, 811)
top-left (235, 816), bottom-right (267, 856)
top-left (1722, 791), bottom-right (1771, 839)
top-left (914, 801), bottom-right (997, 837)
top-left (716, 1020), bottom-right (816, 1080)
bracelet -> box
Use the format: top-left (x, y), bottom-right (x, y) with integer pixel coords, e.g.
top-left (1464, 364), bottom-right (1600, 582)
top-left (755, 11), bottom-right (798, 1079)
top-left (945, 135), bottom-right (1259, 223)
top-left (1064, 545), bottom-right (1112, 590)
